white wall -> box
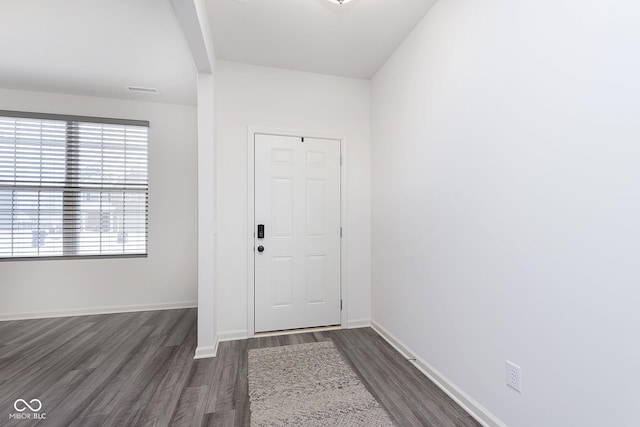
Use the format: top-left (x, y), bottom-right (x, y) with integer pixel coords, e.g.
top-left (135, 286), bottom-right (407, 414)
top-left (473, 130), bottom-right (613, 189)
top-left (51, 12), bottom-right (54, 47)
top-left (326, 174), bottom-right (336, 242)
top-left (371, 1), bottom-right (640, 426)
top-left (0, 88), bottom-right (198, 319)
top-left (169, 0), bottom-right (219, 358)
top-left (216, 61), bottom-right (371, 335)
top-left (196, 72), bottom-right (217, 357)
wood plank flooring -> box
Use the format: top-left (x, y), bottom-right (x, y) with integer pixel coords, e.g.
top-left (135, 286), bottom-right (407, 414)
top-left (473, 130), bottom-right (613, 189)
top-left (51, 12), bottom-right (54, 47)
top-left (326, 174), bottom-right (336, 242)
top-left (0, 309), bottom-right (480, 426)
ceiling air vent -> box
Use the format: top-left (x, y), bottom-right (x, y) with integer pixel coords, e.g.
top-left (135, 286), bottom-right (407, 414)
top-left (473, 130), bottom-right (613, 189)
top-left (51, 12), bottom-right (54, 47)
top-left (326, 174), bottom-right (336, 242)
top-left (127, 86), bottom-right (160, 94)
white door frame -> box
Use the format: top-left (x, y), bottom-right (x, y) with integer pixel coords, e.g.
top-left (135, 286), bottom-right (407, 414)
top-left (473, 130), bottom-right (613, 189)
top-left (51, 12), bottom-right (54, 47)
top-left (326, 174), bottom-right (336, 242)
top-left (247, 126), bottom-right (348, 337)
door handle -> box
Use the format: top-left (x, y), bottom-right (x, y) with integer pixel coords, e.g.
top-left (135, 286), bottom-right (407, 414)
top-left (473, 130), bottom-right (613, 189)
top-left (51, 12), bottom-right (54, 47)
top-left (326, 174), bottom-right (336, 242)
top-left (257, 245), bottom-right (265, 253)
top-left (257, 224), bottom-right (265, 239)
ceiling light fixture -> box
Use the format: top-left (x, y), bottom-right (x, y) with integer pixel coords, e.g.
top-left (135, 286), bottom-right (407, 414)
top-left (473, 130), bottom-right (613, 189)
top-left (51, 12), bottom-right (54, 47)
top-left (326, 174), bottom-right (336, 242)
top-left (326, 0), bottom-right (352, 4)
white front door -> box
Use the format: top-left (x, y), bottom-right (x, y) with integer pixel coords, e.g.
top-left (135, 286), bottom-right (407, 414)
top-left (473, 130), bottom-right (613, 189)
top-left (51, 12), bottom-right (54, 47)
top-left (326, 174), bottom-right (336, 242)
top-left (254, 134), bottom-right (341, 333)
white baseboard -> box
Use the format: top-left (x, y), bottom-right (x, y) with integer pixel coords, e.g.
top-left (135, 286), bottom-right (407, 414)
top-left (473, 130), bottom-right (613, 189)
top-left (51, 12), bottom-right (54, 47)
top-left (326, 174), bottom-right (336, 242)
top-left (217, 329), bottom-right (249, 342)
top-left (193, 330), bottom-right (247, 360)
top-left (370, 320), bottom-right (506, 427)
top-left (194, 343), bottom-right (218, 359)
top-left (347, 318), bottom-right (371, 328)
top-left (0, 301), bottom-right (198, 322)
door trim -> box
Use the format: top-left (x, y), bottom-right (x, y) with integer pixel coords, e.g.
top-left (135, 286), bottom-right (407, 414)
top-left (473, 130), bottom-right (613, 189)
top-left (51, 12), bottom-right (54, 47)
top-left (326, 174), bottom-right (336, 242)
top-left (247, 126), bottom-right (348, 337)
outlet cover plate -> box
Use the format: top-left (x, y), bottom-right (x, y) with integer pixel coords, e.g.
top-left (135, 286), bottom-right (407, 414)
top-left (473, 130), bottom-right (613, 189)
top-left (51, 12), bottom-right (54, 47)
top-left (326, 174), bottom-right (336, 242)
top-left (506, 360), bottom-right (522, 392)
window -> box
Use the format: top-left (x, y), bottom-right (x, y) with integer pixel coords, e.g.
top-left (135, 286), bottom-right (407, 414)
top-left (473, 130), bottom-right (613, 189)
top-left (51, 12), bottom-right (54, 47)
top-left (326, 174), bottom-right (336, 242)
top-left (0, 111), bottom-right (148, 260)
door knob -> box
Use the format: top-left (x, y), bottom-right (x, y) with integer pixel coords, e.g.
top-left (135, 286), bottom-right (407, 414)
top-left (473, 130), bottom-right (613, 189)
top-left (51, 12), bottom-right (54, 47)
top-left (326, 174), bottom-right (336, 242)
top-left (257, 246), bottom-right (264, 252)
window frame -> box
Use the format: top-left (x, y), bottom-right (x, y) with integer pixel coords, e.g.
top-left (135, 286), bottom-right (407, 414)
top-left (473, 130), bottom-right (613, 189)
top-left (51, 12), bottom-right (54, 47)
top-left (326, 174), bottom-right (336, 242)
top-left (0, 110), bottom-right (149, 261)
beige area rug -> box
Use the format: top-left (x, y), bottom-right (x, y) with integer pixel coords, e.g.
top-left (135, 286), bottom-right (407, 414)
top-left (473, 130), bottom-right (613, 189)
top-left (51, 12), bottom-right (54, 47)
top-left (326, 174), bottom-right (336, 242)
top-left (248, 341), bottom-right (394, 426)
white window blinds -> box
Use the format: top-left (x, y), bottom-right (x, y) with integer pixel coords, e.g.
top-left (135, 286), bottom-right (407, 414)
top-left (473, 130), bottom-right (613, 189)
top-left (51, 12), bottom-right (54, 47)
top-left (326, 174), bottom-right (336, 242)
top-left (0, 111), bottom-right (149, 259)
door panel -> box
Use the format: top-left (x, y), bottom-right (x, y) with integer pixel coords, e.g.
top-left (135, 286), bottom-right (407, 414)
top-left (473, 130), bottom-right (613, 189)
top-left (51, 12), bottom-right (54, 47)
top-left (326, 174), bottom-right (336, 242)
top-left (306, 179), bottom-right (326, 236)
top-left (272, 256), bottom-right (293, 307)
top-left (271, 178), bottom-right (293, 238)
top-left (254, 134), bottom-right (341, 333)
top-left (306, 255), bottom-right (327, 304)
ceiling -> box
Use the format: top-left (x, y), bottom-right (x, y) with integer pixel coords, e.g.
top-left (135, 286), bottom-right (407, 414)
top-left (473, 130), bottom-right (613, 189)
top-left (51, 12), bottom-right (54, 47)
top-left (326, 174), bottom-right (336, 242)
top-left (0, 0), bottom-right (437, 105)
top-left (207, 0), bottom-right (437, 79)
top-left (0, 0), bottom-right (197, 105)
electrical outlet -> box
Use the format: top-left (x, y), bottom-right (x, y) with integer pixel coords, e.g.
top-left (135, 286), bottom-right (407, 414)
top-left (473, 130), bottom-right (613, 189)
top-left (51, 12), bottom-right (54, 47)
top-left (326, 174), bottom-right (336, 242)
top-left (506, 361), bottom-right (522, 392)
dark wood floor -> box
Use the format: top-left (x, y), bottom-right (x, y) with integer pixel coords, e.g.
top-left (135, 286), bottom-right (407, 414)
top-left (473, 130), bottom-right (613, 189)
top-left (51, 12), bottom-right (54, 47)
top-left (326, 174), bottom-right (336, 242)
top-left (0, 309), bottom-right (480, 426)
